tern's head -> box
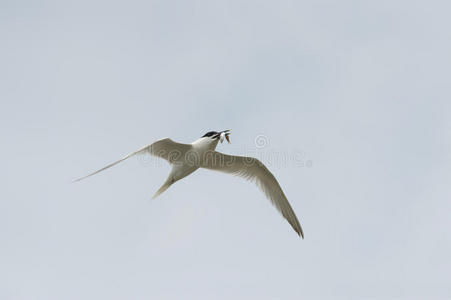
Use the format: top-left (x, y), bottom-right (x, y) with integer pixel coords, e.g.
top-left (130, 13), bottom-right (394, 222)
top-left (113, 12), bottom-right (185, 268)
top-left (201, 130), bottom-right (231, 143)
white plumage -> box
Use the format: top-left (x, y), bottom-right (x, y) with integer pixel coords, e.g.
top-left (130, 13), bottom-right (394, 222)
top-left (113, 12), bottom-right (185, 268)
top-left (75, 130), bottom-right (304, 238)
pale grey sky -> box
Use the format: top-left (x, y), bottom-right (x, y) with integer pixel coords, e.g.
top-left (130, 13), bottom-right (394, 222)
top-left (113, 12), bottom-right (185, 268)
top-left (1, 0), bottom-right (450, 299)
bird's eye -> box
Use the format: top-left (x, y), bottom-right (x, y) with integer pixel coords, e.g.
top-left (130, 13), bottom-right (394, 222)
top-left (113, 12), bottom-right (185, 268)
top-left (202, 131), bottom-right (217, 138)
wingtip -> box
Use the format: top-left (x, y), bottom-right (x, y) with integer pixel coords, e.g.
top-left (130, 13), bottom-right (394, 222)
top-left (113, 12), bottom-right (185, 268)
top-left (72, 176), bottom-right (86, 183)
top-left (297, 228), bottom-right (304, 239)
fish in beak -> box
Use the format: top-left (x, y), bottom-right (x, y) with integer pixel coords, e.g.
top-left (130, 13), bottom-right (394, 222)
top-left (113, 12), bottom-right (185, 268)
top-left (219, 130), bottom-right (231, 143)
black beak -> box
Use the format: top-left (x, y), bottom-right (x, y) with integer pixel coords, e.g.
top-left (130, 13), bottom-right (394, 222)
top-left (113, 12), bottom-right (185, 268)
top-left (213, 130), bottom-right (231, 142)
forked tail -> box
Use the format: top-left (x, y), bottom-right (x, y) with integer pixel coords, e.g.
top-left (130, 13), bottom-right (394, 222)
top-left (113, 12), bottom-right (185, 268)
top-left (152, 177), bottom-right (174, 199)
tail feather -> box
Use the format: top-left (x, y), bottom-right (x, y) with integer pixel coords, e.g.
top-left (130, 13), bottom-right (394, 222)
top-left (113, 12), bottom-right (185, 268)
top-left (152, 178), bottom-right (173, 199)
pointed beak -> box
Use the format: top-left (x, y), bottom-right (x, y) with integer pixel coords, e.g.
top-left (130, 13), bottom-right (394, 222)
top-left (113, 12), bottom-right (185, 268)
top-left (219, 130), bottom-right (231, 144)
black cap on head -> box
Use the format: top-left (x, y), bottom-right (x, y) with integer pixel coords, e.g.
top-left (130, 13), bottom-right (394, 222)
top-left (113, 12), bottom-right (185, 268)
top-left (202, 130), bottom-right (231, 140)
top-left (202, 131), bottom-right (218, 138)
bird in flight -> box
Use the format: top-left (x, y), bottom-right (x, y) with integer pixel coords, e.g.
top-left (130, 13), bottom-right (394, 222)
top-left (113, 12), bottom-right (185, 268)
top-left (75, 130), bottom-right (304, 238)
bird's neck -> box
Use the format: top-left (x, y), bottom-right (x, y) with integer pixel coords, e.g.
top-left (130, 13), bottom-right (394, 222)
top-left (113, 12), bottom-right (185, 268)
top-left (191, 137), bottom-right (219, 152)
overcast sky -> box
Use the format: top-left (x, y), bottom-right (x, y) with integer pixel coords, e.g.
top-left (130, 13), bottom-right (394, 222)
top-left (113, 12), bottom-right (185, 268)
top-left (1, 0), bottom-right (450, 299)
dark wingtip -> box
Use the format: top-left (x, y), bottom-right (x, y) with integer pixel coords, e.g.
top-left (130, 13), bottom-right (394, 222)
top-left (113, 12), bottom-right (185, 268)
top-left (298, 227), bottom-right (304, 239)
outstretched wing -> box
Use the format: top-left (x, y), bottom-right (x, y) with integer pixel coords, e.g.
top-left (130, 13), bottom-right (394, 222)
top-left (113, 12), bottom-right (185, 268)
top-left (202, 151), bottom-right (304, 238)
top-left (74, 138), bottom-right (191, 182)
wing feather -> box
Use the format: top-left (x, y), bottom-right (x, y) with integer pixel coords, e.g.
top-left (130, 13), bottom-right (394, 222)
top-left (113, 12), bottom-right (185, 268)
top-left (202, 152), bottom-right (304, 238)
top-left (74, 138), bottom-right (191, 182)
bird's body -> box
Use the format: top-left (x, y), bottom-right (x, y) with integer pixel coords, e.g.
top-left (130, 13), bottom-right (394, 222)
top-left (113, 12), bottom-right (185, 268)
top-left (154, 134), bottom-right (219, 197)
top-left (75, 130), bottom-right (304, 238)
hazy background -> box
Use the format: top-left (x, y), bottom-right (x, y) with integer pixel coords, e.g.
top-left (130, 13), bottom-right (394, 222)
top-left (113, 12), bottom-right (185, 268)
top-left (1, 0), bottom-right (450, 299)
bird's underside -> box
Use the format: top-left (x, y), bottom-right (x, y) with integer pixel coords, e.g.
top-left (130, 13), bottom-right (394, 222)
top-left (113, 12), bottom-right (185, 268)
top-left (75, 136), bottom-right (304, 238)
